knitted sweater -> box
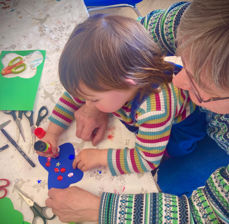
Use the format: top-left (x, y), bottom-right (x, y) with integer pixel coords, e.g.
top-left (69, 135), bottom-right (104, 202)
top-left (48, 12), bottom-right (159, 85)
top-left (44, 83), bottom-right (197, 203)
top-left (139, 1), bottom-right (229, 154)
top-left (99, 164), bottom-right (229, 224)
top-left (49, 82), bottom-right (195, 176)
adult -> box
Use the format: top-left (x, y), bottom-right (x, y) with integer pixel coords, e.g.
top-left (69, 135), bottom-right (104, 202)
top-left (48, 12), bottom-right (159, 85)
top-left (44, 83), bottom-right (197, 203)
top-left (46, 0), bottom-right (229, 223)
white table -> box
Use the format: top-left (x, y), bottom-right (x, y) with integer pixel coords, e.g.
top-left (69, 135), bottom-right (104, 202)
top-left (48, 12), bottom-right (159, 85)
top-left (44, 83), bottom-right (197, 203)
top-left (0, 1), bottom-right (158, 223)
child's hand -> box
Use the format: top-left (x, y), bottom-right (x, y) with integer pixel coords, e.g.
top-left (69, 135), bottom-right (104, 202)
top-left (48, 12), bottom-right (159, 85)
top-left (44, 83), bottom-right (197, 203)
top-left (73, 149), bottom-right (108, 172)
top-left (35, 122), bottom-right (64, 158)
top-left (36, 131), bottom-right (59, 158)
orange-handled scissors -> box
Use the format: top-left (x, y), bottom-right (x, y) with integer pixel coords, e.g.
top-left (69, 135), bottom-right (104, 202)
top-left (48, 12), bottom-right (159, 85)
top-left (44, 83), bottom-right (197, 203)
top-left (1, 56), bottom-right (26, 75)
top-left (0, 178), bottom-right (10, 199)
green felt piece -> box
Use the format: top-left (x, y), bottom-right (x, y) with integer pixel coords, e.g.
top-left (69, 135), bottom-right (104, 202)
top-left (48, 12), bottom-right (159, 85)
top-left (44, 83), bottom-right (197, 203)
top-left (0, 197), bottom-right (30, 224)
top-left (0, 50), bottom-right (46, 110)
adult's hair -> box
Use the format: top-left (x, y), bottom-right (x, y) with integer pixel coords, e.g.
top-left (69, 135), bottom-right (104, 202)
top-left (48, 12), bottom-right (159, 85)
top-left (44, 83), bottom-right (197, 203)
top-left (177, 0), bottom-right (229, 89)
top-left (59, 14), bottom-right (173, 98)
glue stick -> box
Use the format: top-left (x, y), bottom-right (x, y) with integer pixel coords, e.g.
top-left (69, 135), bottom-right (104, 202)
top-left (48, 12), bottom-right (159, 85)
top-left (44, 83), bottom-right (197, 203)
top-left (34, 140), bottom-right (52, 153)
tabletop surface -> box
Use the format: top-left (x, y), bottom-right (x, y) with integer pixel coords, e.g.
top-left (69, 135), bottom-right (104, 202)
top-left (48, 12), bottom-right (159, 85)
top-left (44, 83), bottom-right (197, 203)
top-left (0, 1), bottom-right (158, 223)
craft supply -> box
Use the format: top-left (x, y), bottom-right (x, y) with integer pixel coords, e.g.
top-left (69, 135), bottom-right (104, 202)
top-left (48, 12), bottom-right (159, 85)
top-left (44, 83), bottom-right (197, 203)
top-left (22, 106), bottom-right (49, 146)
top-left (34, 140), bottom-right (52, 153)
top-left (60, 168), bottom-right (66, 173)
top-left (3, 110), bottom-right (25, 142)
top-left (16, 187), bottom-right (56, 224)
top-left (45, 157), bottom-right (51, 167)
top-left (0, 197), bottom-right (28, 224)
top-left (0, 144), bottom-right (9, 151)
top-left (69, 154), bottom-right (74, 160)
top-left (34, 127), bottom-right (46, 139)
top-left (0, 179), bottom-right (10, 199)
top-left (1, 56), bottom-right (26, 75)
top-left (38, 143), bottom-right (84, 189)
top-left (57, 175), bottom-right (63, 181)
top-left (0, 120), bottom-right (35, 168)
top-left (0, 50), bottom-right (46, 111)
top-left (68, 172), bottom-right (74, 177)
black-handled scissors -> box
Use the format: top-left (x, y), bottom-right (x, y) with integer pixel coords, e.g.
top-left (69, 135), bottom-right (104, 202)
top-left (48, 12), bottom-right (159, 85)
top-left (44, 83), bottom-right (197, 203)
top-left (17, 188), bottom-right (55, 224)
top-left (23, 106), bottom-right (49, 127)
top-left (22, 106), bottom-right (49, 145)
top-left (3, 111), bottom-right (25, 142)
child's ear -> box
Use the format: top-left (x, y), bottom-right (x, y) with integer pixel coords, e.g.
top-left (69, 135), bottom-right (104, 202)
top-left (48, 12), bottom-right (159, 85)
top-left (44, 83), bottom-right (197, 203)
top-left (125, 78), bottom-right (136, 85)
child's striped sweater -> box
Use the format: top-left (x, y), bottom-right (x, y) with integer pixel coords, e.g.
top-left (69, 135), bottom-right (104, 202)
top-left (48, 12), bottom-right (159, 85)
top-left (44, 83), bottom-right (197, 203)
top-left (49, 82), bottom-right (195, 176)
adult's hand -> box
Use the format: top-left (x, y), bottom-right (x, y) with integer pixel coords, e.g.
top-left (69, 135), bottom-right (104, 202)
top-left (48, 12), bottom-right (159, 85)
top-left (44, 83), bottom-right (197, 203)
top-left (46, 187), bottom-right (100, 223)
top-left (74, 104), bottom-right (109, 146)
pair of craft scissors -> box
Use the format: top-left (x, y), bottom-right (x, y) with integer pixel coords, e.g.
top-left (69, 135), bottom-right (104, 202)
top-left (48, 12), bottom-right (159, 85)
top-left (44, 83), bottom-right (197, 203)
top-left (4, 110), bottom-right (25, 142)
top-left (1, 56), bottom-right (26, 75)
top-left (0, 178), bottom-right (10, 199)
top-left (16, 188), bottom-right (55, 224)
top-left (21, 106), bottom-right (49, 146)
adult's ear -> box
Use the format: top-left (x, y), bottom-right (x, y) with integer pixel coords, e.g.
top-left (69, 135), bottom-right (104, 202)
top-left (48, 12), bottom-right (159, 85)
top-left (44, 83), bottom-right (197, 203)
top-left (125, 78), bottom-right (136, 85)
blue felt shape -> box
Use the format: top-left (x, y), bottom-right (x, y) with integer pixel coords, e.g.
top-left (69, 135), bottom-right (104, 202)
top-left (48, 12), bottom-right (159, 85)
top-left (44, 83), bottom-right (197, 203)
top-left (38, 143), bottom-right (84, 189)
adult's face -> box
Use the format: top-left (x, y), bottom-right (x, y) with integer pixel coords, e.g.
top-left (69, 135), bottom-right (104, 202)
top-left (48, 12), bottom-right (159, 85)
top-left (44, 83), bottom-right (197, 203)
top-left (173, 54), bottom-right (229, 114)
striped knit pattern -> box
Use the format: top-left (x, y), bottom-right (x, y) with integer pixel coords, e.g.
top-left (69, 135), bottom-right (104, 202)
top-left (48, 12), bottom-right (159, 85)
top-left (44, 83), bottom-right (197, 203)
top-left (99, 193), bottom-right (191, 224)
top-left (108, 83), bottom-right (195, 176)
top-left (206, 112), bottom-right (229, 154)
top-left (189, 166), bottom-right (229, 224)
top-left (99, 165), bottom-right (229, 224)
top-left (49, 91), bottom-right (85, 129)
top-left (139, 1), bottom-right (190, 56)
top-left (49, 83), bottom-right (194, 176)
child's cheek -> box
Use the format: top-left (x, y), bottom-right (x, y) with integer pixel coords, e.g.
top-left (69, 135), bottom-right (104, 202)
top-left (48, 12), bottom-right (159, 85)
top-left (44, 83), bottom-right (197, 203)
top-left (95, 103), bottom-right (115, 113)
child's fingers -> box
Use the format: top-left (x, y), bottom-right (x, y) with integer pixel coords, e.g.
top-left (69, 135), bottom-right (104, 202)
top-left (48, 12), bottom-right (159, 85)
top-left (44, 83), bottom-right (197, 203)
top-left (51, 147), bottom-right (59, 157)
top-left (72, 157), bottom-right (79, 169)
top-left (35, 147), bottom-right (59, 158)
top-left (80, 165), bottom-right (87, 172)
top-left (76, 160), bottom-right (85, 171)
top-left (36, 151), bottom-right (55, 158)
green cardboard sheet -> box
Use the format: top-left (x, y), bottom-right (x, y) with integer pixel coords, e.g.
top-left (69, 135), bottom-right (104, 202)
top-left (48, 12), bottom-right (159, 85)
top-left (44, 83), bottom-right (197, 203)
top-left (0, 50), bottom-right (46, 110)
top-left (0, 197), bottom-right (31, 224)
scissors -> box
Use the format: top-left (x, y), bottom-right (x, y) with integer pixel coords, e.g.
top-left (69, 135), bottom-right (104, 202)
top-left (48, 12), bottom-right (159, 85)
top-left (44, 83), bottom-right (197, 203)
top-left (4, 110), bottom-right (26, 142)
top-left (1, 56), bottom-right (26, 75)
top-left (21, 106), bottom-right (49, 146)
top-left (0, 179), bottom-right (10, 199)
top-left (17, 189), bottom-right (55, 224)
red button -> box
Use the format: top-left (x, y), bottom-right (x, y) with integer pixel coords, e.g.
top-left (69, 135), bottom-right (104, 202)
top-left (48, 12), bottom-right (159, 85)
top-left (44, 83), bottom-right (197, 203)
top-left (60, 168), bottom-right (66, 173)
top-left (57, 175), bottom-right (63, 181)
top-left (54, 168), bottom-right (59, 173)
top-left (45, 162), bottom-right (51, 167)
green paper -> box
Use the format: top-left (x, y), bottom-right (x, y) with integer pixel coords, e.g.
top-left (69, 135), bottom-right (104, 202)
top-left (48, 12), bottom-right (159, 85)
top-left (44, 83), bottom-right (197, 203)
top-left (0, 50), bottom-right (46, 110)
top-left (0, 197), bottom-right (31, 224)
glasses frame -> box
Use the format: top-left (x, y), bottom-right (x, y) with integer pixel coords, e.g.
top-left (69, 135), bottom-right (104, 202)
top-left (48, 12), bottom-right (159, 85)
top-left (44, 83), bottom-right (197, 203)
top-left (184, 68), bottom-right (229, 103)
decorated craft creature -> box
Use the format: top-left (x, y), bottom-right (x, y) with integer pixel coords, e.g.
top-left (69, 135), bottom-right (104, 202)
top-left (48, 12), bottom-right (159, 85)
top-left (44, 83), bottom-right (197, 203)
top-left (38, 143), bottom-right (84, 189)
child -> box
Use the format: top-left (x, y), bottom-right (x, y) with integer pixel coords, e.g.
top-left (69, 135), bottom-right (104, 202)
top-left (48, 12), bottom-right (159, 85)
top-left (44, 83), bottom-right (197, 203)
top-left (41, 14), bottom-right (204, 176)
